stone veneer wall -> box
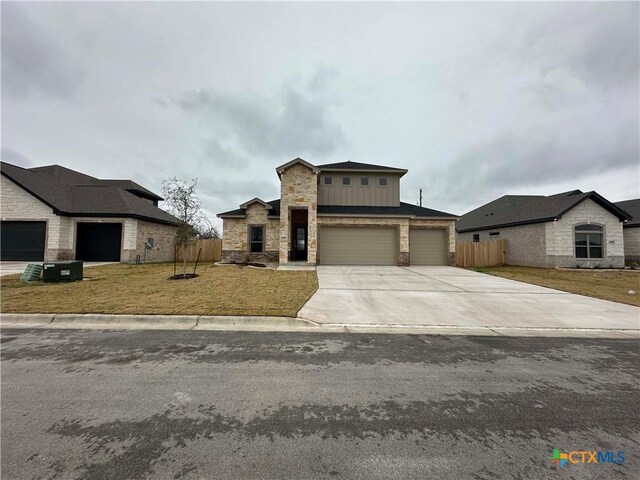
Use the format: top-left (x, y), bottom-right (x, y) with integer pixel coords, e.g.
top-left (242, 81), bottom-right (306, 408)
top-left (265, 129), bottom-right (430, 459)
top-left (221, 203), bottom-right (280, 263)
top-left (545, 198), bottom-right (625, 268)
top-left (134, 219), bottom-right (178, 263)
top-left (279, 163), bottom-right (318, 263)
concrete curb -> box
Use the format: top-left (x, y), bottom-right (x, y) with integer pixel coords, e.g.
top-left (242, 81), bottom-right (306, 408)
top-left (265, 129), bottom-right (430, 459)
top-left (0, 313), bottom-right (55, 328)
top-left (0, 313), bottom-right (638, 338)
top-left (337, 324), bottom-right (640, 338)
top-left (194, 316), bottom-right (344, 333)
top-left (52, 314), bottom-right (200, 330)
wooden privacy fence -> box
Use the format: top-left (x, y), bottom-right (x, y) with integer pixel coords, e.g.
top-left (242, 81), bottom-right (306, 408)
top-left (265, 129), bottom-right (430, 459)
top-left (456, 239), bottom-right (507, 267)
top-left (175, 239), bottom-right (222, 262)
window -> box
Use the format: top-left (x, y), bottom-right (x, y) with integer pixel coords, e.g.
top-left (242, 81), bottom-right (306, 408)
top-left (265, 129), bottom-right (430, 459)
top-left (575, 224), bottom-right (603, 259)
top-left (361, 177), bottom-right (369, 186)
top-left (489, 231), bottom-right (500, 237)
top-left (324, 176), bottom-right (333, 185)
top-left (342, 177), bottom-right (351, 186)
top-left (249, 226), bottom-right (264, 253)
top-left (473, 234), bottom-right (480, 243)
top-left (379, 177), bottom-right (387, 186)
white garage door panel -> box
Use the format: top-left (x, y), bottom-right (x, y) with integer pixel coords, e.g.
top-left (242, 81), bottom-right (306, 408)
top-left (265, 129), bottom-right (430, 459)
top-left (410, 229), bottom-right (447, 265)
top-left (319, 227), bottom-right (396, 265)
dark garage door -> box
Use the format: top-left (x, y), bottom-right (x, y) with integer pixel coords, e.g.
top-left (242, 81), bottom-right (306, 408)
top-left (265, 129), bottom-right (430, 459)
top-left (1, 221), bottom-right (46, 261)
top-left (76, 223), bottom-right (122, 261)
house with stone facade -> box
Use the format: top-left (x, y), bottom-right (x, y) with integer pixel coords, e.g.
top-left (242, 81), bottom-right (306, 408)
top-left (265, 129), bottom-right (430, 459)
top-left (1, 161), bottom-right (180, 262)
top-left (615, 198), bottom-right (640, 265)
top-left (456, 190), bottom-right (632, 268)
top-left (217, 158), bottom-right (458, 266)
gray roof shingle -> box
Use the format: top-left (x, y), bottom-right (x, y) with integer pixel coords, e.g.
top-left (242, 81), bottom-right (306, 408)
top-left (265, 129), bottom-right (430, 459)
top-left (315, 160), bottom-right (407, 172)
top-left (615, 199), bottom-right (640, 228)
top-left (218, 199), bottom-right (456, 219)
top-left (1, 162), bottom-right (180, 225)
top-left (457, 190), bottom-right (631, 233)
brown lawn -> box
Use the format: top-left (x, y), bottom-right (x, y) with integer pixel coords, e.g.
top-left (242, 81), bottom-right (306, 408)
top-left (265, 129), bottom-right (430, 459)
top-left (473, 266), bottom-right (640, 307)
top-left (1, 263), bottom-right (318, 317)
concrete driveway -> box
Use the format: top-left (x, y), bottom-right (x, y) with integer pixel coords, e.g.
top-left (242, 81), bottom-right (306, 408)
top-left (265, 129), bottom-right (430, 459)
top-left (0, 261), bottom-right (115, 277)
top-left (298, 266), bottom-right (640, 331)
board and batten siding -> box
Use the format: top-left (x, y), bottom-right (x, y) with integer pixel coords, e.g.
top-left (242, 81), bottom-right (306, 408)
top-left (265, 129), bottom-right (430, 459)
top-left (318, 173), bottom-right (400, 206)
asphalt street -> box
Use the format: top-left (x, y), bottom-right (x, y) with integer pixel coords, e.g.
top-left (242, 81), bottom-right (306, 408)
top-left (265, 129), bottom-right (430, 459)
top-left (1, 328), bottom-right (638, 480)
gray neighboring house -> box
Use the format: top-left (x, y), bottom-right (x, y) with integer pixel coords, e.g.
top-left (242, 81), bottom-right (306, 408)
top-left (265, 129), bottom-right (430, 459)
top-left (1, 161), bottom-right (181, 263)
top-left (614, 199), bottom-right (640, 265)
top-left (456, 190), bottom-right (632, 268)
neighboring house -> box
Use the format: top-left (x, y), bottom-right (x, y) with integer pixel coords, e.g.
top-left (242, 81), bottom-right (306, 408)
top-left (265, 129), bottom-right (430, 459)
top-left (0, 162), bottom-right (181, 262)
top-left (456, 190), bottom-right (631, 268)
top-left (217, 158), bottom-right (458, 265)
top-left (614, 199), bottom-right (640, 265)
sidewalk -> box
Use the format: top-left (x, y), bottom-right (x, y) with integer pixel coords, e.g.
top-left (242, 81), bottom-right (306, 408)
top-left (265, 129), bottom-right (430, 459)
top-left (1, 313), bottom-right (638, 338)
top-left (0, 261), bottom-right (115, 277)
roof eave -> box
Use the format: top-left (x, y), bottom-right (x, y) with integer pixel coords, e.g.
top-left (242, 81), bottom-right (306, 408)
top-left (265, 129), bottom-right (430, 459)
top-left (56, 211), bottom-right (180, 226)
top-left (456, 217), bottom-right (557, 233)
top-left (132, 190), bottom-right (163, 201)
top-left (318, 213), bottom-right (457, 220)
top-left (319, 167), bottom-right (408, 177)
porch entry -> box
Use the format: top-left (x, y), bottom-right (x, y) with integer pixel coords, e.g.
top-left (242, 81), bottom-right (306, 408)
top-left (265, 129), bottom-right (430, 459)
top-left (290, 208), bottom-right (308, 261)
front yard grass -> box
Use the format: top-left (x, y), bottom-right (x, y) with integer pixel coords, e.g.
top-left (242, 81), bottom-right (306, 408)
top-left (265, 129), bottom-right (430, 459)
top-left (1, 263), bottom-right (318, 317)
top-left (473, 266), bottom-right (640, 307)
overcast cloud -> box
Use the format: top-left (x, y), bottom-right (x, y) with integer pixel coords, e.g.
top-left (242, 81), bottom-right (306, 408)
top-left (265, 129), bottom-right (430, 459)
top-left (2, 1), bottom-right (638, 226)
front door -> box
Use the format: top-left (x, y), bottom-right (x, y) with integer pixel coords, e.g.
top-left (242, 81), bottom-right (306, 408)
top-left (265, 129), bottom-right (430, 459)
top-left (293, 226), bottom-right (307, 261)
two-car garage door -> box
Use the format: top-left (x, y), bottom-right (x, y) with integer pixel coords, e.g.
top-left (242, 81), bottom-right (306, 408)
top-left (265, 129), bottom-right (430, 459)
top-left (318, 226), bottom-right (448, 265)
top-left (319, 227), bottom-right (397, 265)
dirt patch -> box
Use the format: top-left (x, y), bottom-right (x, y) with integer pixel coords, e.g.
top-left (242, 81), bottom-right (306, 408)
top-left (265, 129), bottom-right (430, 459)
top-left (168, 274), bottom-right (199, 280)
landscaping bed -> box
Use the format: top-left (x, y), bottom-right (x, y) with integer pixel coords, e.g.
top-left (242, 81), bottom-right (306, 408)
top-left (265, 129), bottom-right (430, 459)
top-left (473, 266), bottom-right (640, 307)
top-left (1, 263), bottom-right (318, 317)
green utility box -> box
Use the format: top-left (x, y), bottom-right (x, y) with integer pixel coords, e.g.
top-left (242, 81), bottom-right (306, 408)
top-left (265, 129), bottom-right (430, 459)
top-left (42, 261), bottom-right (83, 283)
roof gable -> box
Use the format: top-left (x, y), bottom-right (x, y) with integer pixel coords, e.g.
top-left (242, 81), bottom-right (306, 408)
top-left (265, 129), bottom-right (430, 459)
top-left (239, 197), bottom-right (273, 210)
top-left (218, 199), bottom-right (281, 218)
top-left (275, 157), bottom-right (320, 178)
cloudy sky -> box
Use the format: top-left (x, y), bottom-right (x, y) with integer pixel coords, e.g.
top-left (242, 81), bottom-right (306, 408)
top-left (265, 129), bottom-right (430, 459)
top-left (2, 1), bottom-right (638, 228)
